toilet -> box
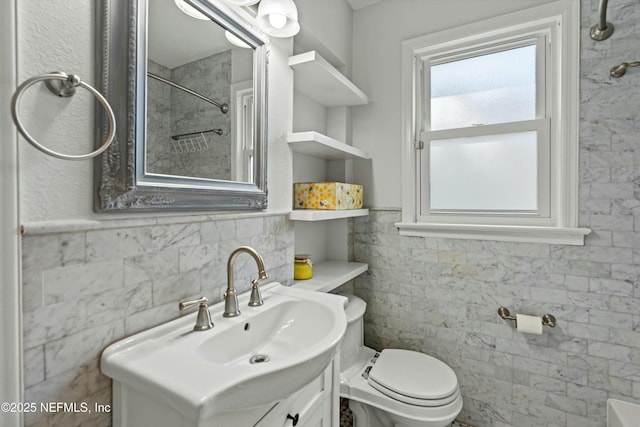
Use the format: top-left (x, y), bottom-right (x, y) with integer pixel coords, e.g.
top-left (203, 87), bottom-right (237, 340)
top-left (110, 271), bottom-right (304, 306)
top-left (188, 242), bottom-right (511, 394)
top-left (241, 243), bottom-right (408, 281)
top-left (339, 294), bottom-right (463, 427)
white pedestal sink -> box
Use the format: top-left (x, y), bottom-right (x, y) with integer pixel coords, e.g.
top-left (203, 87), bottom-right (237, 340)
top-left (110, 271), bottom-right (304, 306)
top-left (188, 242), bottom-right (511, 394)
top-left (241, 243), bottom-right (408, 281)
top-left (608, 399), bottom-right (640, 427)
top-left (101, 282), bottom-right (347, 425)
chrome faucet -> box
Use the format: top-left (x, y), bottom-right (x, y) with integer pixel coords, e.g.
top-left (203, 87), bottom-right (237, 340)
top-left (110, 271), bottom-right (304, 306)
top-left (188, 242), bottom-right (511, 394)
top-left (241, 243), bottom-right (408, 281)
top-left (179, 296), bottom-right (213, 331)
top-left (224, 246), bottom-right (268, 317)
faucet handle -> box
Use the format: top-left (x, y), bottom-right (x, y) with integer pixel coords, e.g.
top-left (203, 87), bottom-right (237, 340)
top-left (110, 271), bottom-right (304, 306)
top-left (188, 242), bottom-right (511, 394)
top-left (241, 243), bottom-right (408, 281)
top-left (248, 278), bottom-right (265, 307)
top-left (179, 296), bottom-right (208, 311)
top-left (179, 297), bottom-right (213, 331)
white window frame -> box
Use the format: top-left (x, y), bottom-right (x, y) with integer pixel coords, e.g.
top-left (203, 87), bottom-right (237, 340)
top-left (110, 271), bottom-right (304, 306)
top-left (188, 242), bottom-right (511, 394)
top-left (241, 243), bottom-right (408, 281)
top-left (397, 0), bottom-right (590, 245)
top-left (230, 79), bottom-right (254, 183)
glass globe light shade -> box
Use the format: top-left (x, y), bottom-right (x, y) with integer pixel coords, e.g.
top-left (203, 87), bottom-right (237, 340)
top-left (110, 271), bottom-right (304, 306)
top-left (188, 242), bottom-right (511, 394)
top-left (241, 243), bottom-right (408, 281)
top-left (256, 0), bottom-right (300, 38)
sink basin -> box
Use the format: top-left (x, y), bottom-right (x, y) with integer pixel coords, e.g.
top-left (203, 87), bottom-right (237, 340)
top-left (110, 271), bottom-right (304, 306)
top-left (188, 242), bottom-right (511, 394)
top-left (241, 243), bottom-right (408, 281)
top-left (608, 399), bottom-right (640, 427)
top-left (101, 282), bottom-right (347, 422)
top-left (199, 299), bottom-right (335, 365)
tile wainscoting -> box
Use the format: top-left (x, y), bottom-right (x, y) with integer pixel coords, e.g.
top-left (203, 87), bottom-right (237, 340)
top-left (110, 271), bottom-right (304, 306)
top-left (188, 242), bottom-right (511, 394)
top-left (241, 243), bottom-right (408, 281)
top-left (21, 213), bottom-right (294, 427)
top-left (351, 209), bottom-right (640, 427)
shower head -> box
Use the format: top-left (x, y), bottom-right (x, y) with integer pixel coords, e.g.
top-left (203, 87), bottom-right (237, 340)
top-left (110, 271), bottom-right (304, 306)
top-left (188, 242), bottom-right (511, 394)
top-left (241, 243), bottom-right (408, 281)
top-left (610, 61), bottom-right (640, 78)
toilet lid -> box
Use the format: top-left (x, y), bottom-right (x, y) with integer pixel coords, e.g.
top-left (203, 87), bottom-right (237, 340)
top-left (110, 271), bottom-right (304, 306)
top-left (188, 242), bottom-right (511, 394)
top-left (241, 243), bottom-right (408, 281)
top-left (367, 349), bottom-right (459, 406)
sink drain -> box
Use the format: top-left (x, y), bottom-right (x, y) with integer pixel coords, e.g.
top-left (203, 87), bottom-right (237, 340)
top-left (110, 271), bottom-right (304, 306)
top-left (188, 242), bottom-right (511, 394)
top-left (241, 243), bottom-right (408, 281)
top-left (250, 354), bottom-right (270, 364)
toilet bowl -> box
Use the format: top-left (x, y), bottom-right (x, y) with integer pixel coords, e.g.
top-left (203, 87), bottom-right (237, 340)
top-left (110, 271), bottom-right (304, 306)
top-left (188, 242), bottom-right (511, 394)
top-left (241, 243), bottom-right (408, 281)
top-left (339, 294), bottom-right (462, 427)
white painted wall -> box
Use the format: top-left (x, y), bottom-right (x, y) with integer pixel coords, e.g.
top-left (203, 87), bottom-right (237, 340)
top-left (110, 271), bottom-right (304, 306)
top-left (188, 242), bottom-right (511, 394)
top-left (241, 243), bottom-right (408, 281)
top-left (231, 48), bottom-right (254, 84)
top-left (295, 0), bottom-right (353, 72)
top-left (351, 0), bottom-right (556, 208)
top-left (15, 0), bottom-right (292, 223)
top-left (265, 37), bottom-right (295, 211)
top-left (17, 0), bottom-right (96, 222)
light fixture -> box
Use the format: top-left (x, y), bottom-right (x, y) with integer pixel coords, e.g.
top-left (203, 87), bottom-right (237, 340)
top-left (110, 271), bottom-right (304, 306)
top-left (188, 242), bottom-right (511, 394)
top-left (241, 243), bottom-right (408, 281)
top-left (174, 0), bottom-right (209, 20)
top-left (226, 0), bottom-right (260, 5)
top-left (256, 0), bottom-right (300, 38)
top-left (225, 30), bottom-right (251, 49)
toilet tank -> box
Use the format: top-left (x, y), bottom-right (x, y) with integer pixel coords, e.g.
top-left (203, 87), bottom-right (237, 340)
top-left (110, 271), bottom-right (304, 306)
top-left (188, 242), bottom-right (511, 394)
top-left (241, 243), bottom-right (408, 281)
top-left (339, 294), bottom-right (367, 372)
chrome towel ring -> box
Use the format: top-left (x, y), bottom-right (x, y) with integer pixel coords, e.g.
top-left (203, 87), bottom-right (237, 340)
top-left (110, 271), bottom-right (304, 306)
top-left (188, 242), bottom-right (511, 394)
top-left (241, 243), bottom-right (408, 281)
top-left (11, 71), bottom-right (116, 161)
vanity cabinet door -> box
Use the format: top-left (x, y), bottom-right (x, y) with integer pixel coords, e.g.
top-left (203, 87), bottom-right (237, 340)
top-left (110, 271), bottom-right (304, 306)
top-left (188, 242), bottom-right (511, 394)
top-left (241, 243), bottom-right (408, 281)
top-left (293, 395), bottom-right (331, 427)
top-left (255, 364), bottom-right (332, 427)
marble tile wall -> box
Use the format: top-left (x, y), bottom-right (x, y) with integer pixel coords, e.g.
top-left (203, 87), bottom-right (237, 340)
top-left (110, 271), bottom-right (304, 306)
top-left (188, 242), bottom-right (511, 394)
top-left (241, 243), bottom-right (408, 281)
top-left (146, 60), bottom-right (173, 175)
top-left (21, 214), bottom-right (294, 427)
top-left (170, 50), bottom-right (232, 181)
top-left (146, 50), bottom-right (232, 180)
top-left (354, 209), bottom-right (640, 426)
top-left (349, 1), bottom-right (640, 426)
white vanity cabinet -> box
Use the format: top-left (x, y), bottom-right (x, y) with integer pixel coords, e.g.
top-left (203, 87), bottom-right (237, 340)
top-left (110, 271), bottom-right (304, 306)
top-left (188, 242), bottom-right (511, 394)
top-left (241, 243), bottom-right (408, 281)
top-left (110, 357), bottom-right (340, 427)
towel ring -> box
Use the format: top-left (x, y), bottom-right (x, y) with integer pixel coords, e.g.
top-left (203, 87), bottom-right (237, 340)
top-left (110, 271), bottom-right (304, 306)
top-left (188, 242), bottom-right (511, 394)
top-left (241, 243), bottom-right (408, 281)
top-left (11, 71), bottom-right (116, 161)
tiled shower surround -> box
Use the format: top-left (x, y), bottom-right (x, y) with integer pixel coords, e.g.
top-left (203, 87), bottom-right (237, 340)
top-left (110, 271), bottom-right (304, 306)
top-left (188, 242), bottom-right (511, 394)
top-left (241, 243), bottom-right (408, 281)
top-left (21, 214), bottom-right (293, 427)
top-left (146, 50), bottom-right (232, 180)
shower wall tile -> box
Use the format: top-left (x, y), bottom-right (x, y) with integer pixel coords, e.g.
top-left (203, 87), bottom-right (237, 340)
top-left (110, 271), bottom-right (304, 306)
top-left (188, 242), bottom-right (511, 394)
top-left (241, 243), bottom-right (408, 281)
top-left (21, 214), bottom-right (294, 426)
top-left (23, 347), bottom-right (45, 389)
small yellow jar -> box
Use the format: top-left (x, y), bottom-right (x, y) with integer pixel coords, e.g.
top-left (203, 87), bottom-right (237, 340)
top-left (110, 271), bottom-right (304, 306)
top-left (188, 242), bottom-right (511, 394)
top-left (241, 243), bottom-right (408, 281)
top-left (294, 254), bottom-right (313, 280)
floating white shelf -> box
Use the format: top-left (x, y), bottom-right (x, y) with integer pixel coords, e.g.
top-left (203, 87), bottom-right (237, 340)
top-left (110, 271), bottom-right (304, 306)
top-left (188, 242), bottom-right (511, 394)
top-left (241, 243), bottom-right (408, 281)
top-left (293, 261), bottom-right (368, 293)
top-left (288, 132), bottom-right (370, 160)
top-left (289, 51), bottom-right (368, 107)
top-left (290, 209), bottom-right (369, 221)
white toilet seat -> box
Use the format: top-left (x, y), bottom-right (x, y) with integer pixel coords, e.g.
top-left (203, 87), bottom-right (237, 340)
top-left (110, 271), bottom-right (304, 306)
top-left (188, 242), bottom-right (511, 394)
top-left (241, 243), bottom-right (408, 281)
top-left (340, 347), bottom-right (463, 426)
top-left (367, 349), bottom-right (460, 407)
top-left (338, 293), bottom-right (462, 426)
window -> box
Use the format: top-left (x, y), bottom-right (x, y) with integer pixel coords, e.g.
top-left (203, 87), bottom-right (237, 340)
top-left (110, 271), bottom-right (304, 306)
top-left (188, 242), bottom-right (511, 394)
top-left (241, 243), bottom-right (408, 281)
top-left (398, 0), bottom-right (589, 245)
top-left (231, 80), bottom-right (255, 182)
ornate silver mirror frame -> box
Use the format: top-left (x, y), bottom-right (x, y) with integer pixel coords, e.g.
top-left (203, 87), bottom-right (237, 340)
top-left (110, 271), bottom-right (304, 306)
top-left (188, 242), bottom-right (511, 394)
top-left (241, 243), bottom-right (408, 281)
top-left (95, 0), bottom-right (269, 211)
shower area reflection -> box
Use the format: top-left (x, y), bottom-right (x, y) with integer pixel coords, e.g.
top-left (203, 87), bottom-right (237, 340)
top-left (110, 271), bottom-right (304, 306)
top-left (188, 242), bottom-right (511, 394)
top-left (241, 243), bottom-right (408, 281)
top-left (146, 51), bottom-right (232, 181)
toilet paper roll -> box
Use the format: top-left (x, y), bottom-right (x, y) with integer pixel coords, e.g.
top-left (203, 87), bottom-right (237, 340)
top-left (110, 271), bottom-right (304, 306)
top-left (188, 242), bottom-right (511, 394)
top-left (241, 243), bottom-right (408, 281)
top-left (515, 313), bottom-right (543, 335)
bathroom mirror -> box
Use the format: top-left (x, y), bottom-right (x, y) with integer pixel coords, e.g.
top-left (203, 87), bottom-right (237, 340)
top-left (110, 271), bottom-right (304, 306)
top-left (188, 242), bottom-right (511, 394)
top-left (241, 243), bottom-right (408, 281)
top-left (95, 0), bottom-right (269, 211)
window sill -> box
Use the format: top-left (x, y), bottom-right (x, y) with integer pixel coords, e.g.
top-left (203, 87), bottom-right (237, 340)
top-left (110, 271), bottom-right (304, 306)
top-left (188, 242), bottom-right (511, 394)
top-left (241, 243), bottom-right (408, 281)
top-left (395, 222), bottom-right (591, 245)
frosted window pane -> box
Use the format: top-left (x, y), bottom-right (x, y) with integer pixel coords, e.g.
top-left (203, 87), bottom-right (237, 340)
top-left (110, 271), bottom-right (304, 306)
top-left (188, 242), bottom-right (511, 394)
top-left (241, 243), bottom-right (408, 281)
top-left (431, 45), bottom-right (536, 130)
top-left (430, 132), bottom-right (537, 211)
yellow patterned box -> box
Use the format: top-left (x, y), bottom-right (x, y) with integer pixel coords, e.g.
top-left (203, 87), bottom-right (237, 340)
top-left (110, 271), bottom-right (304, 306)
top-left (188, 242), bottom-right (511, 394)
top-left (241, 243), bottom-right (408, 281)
top-left (294, 182), bottom-right (363, 210)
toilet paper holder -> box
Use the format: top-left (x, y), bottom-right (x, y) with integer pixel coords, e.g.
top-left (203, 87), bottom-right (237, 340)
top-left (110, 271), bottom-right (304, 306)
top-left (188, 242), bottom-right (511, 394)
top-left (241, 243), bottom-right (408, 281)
top-left (498, 307), bottom-right (556, 328)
